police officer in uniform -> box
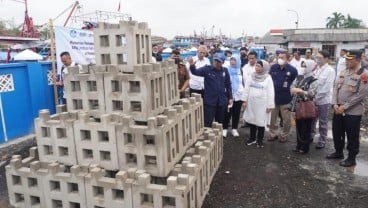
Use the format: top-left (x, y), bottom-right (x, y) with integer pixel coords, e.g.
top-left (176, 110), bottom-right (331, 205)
top-left (327, 50), bottom-right (368, 167)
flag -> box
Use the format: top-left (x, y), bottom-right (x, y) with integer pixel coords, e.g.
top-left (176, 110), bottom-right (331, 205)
top-left (117, 0), bottom-right (121, 12)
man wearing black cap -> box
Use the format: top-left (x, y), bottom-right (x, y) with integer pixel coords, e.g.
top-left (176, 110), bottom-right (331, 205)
top-left (327, 50), bottom-right (368, 167)
top-left (188, 53), bottom-right (233, 127)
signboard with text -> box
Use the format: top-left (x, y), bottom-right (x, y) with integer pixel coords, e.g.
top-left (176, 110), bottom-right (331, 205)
top-left (54, 26), bottom-right (95, 74)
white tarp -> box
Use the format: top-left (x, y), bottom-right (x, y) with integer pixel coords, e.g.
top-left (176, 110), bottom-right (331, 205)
top-left (13, 49), bottom-right (43, 61)
top-left (54, 26), bottom-right (95, 74)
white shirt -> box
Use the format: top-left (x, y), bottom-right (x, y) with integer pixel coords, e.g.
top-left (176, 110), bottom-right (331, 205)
top-left (186, 56), bottom-right (210, 90)
top-left (290, 58), bottom-right (307, 75)
top-left (241, 63), bottom-right (256, 85)
top-left (314, 63), bottom-right (336, 105)
top-left (336, 57), bottom-right (346, 76)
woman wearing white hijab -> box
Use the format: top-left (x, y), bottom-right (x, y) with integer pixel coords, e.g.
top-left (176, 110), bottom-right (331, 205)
top-left (290, 59), bottom-right (318, 154)
top-left (242, 60), bottom-right (275, 148)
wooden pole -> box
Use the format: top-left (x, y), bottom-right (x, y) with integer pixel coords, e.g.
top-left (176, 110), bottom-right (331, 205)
top-left (49, 18), bottom-right (59, 106)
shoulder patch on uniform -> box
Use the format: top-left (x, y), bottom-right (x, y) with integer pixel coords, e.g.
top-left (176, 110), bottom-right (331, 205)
top-left (361, 73), bottom-right (368, 84)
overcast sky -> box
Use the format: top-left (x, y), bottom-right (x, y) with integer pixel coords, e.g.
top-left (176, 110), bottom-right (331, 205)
top-left (1, 0), bottom-right (367, 39)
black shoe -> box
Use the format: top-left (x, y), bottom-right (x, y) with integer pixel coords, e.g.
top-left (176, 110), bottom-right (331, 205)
top-left (293, 149), bottom-right (308, 154)
top-left (246, 139), bottom-right (257, 146)
top-left (315, 143), bottom-right (325, 149)
top-left (257, 141), bottom-right (264, 148)
top-left (339, 158), bottom-right (356, 167)
top-left (326, 152), bottom-right (344, 159)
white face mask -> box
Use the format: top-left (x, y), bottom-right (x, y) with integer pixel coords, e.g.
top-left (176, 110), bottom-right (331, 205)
top-left (278, 58), bottom-right (285, 65)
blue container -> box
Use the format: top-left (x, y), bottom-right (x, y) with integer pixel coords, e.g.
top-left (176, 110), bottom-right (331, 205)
top-left (0, 62), bottom-right (56, 143)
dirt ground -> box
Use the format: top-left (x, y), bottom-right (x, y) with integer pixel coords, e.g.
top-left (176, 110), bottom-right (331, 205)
top-left (1, 126), bottom-right (368, 208)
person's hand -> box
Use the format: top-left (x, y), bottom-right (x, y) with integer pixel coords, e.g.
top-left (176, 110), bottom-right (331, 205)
top-left (290, 88), bottom-right (303, 95)
top-left (228, 99), bottom-right (234, 106)
top-left (333, 104), bottom-right (339, 114)
top-left (266, 108), bottom-right (273, 113)
top-left (242, 101), bottom-right (247, 109)
top-left (187, 57), bottom-right (195, 65)
top-left (337, 105), bottom-right (345, 114)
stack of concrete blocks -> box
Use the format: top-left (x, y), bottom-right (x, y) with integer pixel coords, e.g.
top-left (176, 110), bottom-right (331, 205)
top-left (6, 19), bottom-right (224, 208)
top-left (94, 21), bottom-right (152, 72)
top-left (116, 94), bottom-right (203, 177)
top-left (64, 65), bottom-right (106, 117)
top-left (35, 107), bottom-right (78, 166)
top-left (129, 122), bottom-right (223, 208)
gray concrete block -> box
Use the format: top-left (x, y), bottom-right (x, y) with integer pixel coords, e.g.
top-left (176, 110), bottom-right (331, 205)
top-left (94, 21), bottom-right (152, 72)
top-left (74, 112), bottom-right (120, 170)
top-left (161, 60), bottom-right (180, 107)
top-left (131, 170), bottom-right (197, 208)
top-left (35, 109), bottom-right (78, 165)
top-left (84, 166), bottom-right (133, 208)
top-left (41, 163), bottom-right (89, 208)
top-left (64, 65), bottom-right (106, 115)
top-left (103, 63), bottom-right (166, 121)
top-left (5, 147), bottom-right (46, 208)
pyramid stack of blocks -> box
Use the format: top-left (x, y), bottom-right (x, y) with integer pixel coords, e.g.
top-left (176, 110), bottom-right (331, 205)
top-left (6, 20), bottom-right (223, 208)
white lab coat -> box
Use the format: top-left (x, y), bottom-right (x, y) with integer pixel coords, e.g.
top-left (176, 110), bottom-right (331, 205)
top-left (242, 75), bottom-right (275, 127)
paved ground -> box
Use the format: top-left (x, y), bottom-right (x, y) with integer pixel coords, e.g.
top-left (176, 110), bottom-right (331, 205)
top-left (1, 127), bottom-right (367, 208)
top-left (202, 126), bottom-right (368, 208)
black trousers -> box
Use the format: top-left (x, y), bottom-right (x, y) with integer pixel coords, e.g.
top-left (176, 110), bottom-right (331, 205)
top-left (249, 123), bottom-right (265, 142)
top-left (332, 113), bottom-right (361, 157)
top-left (190, 88), bottom-right (204, 98)
top-left (204, 104), bottom-right (226, 128)
top-left (295, 118), bottom-right (313, 152)
top-left (223, 100), bottom-right (243, 129)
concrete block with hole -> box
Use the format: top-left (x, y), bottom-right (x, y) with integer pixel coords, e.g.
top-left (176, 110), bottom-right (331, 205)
top-left (74, 112), bottom-right (120, 170)
top-left (64, 65), bottom-right (106, 116)
top-left (5, 147), bottom-right (46, 208)
top-left (40, 163), bottom-right (89, 208)
top-left (35, 108), bottom-right (78, 165)
top-left (94, 21), bottom-right (152, 73)
top-left (84, 166), bottom-right (134, 208)
top-left (103, 63), bottom-right (167, 121)
top-left (131, 169), bottom-right (198, 208)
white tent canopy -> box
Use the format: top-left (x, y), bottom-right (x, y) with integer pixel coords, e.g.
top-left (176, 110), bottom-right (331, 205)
top-left (13, 49), bottom-right (43, 61)
top-left (162, 48), bottom-right (173, 53)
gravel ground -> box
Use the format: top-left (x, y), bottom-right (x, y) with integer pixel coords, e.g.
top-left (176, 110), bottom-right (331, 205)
top-left (1, 126), bottom-right (367, 208)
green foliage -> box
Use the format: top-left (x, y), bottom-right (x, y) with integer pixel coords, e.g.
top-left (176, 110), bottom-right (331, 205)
top-left (326, 12), bottom-right (366, 29)
top-left (0, 19), bottom-right (21, 36)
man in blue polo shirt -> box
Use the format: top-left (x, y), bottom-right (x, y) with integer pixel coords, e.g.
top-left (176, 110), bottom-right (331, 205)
top-left (269, 51), bottom-right (298, 142)
top-left (188, 53), bottom-right (233, 127)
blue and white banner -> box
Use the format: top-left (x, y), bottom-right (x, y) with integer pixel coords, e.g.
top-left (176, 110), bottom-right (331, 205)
top-left (54, 26), bottom-right (95, 74)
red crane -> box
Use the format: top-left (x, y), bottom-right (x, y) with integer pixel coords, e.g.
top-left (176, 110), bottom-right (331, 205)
top-left (10, 0), bottom-right (40, 38)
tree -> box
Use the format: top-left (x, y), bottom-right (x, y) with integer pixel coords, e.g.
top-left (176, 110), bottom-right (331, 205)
top-left (343, 14), bottom-right (365, 28)
top-left (326, 12), bottom-right (345, 29)
top-left (326, 12), bottom-right (366, 29)
top-left (0, 19), bottom-right (21, 36)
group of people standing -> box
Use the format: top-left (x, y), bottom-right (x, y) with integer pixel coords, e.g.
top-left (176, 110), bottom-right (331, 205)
top-left (161, 45), bottom-right (368, 168)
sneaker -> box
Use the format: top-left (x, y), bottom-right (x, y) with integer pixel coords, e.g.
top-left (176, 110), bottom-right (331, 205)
top-left (257, 141), bottom-right (264, 148)
top-left (231, 129), bottom-right (239, 137)
top-left (246, 139), bottom-right (257, 146)
top-left (222, 130), bottom-right (228, 138)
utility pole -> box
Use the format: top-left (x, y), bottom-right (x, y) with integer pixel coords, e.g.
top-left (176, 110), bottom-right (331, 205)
top-left (287, 9), bottom-right (299, 29)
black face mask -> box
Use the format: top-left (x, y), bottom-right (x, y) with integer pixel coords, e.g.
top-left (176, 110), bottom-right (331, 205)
top-left (174, 57), bottom-right (180, 64)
